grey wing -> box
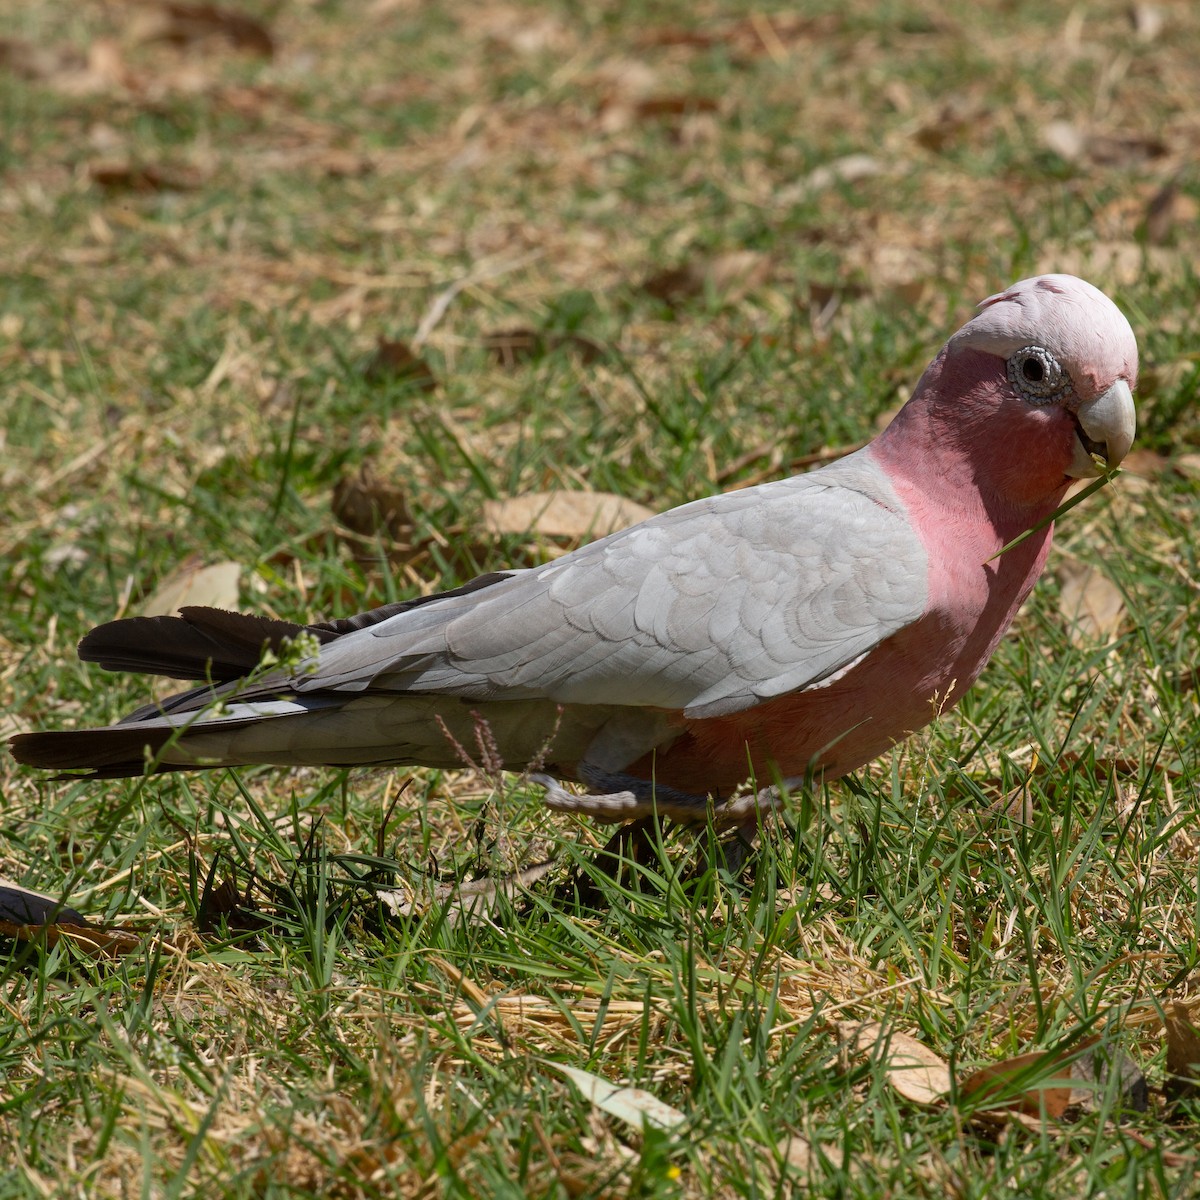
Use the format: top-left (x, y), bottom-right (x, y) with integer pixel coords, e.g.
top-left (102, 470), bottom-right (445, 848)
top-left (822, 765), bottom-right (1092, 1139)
top-left (294, 449), bottom-right (930, 719)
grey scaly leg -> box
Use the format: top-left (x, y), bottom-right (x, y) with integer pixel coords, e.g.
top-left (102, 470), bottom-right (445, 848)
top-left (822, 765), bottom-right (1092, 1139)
top-left (532, 766), bottom-right (802, 831)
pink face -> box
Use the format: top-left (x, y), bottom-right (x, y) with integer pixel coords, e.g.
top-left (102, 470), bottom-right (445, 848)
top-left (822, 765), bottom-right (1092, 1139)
top-left (870, 274), bottom-right (1138, 511)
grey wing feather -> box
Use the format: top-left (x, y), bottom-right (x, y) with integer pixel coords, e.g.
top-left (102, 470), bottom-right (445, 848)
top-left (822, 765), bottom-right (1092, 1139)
top-left (295, 447), bottom-right (928, 718)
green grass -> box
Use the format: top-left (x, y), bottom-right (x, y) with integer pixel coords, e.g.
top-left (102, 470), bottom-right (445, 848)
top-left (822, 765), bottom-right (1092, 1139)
top-left (2, 0), bottom-right (1200, 1194)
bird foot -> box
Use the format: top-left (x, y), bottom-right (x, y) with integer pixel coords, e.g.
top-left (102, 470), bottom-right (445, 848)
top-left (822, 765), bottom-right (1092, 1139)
top-left (530, 768), bottom-right (797, 831)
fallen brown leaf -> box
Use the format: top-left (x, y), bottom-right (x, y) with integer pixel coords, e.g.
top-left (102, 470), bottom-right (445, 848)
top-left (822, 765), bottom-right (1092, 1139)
top-left (0, 879), bottom-right (140, 958)
top-left (483, 328), bottom-right (605, 368)
top-left (88, 159), bottom-right (204, 193)
top-left (961, 1048), bottom-right (1079, 1120)
top-left (482, 491), bottom-right (656, 539)
top-left (1143, 180), bottom-right (1197, 245)
top-left (633, 94), bottom-right (719, 120)
top-left (364, 338), bottom-right (437, 390)
top-left (141, 558), bottom-right (241, 617)
top-left (1087, 132), bottom-right (1169, 166)
top-left (641, 250), bottom-right (769, 307)
top-left (1175, 453), bottom-right (1200, 479)
top-left (961, 1038), bottom-right (1146, 1119)
top-left (1120, 447), bottom-right (1170, 479)
top-left (197, 870), bottom-right (268, 935)
top-left (315, 149), bottom-right (373, 179)
top-left (553, 1062), bottom-right (687, 1131)
top-left (141, 2), bottom-right (275, 57)
top-left (1165, 1001), bottom-right (1200, 1094)
top-left (1056, 559), bottom-right (1125, 645)
top-left (914, 100), bottom-right (977, 152)
top-left (842, 1021), bottom-right (951, 1106)
top-left (0, 919), bottom-right (142, 958)
top-left (1042, 122), bottom-right (1168, 167)
top-left (332, 467), bottom-right (413, 543)
top-left (990, 767), bottom-right (1038, 824)
top-left (775, 1135), bottom-right (844, 1173)
top-left (1042, 120), bottom-right (1088, 164)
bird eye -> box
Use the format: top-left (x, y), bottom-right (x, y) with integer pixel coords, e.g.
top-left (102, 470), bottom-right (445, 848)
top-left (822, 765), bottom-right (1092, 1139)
top-left (1007, 345), bottom-right (1071, 404)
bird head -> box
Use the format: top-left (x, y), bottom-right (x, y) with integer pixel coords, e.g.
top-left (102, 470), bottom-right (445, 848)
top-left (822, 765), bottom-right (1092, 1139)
top-left (880, 274), bottom-right (1139, 510)
top-left (944, 273), bottom-right (1138, 482)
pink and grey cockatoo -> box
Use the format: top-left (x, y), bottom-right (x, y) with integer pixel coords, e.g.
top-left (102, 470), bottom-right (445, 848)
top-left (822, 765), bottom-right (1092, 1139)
top-left (11, 275), bottom-right (1137, 829)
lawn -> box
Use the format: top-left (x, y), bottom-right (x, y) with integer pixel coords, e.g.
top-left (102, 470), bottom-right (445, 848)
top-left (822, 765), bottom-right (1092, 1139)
top-left (1, 0), bottom-right (1199, 1195)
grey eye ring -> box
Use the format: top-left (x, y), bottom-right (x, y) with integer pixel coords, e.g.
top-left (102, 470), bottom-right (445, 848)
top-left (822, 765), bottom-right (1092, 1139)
top-left (1007, 344), bottom-right (1072, 404)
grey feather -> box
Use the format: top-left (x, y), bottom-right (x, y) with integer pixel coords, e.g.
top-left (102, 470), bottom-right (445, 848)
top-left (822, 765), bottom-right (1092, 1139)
top-left (290, 447), bottom-right (929, 718)
top-left (10, 447), bottom-right (929, 777)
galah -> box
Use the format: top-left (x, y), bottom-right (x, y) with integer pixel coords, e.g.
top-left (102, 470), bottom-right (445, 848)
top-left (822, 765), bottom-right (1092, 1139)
top-left (11, 275), bottom-right (1138, 830)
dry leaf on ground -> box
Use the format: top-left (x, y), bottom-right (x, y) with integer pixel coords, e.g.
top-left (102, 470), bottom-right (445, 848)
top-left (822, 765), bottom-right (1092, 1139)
top-left (141, 558), bottom-right (240, 617)
top-left (332, 467), bottom-right (413, 543)
top-left (640, 251), bottom-right (770, 307)
top-left (1165, 1002), bottom-right (1200, 1093)
top-left (482, 491), bottom-right (655, 539)
top-left (376, 860), bottom-right (557, 926)
top-left (137, 2), bottom-right (275, 57)
top-left (1042, 123), bottom-right (1167, 167)
top-left (0, 919), bottom-right (142, 957)
top-left (841, 1021), bottom-right (951, 1106)
top-left (550, 1063), bottom-right (686, 1131)
top-left (483, 328), bottom-right (605, 368)
top-left (0, 879), bottom-right (140, 958)
top-left (1143, 180), bottom-right (1197, 244)
top-left (1120, 448), bottom-right (1170, 479)
top-left (88, 159), bottom-right (205, 192)
top-left (632, 94), bottom-right (719, 120)
top-left (988, 762), bottom-right (1038, 824)
top-left (774, 1135), bottom-right (844, 1173)
top-left (1176, 453), bottom-right (1200, 478)
top-left (775, 153), bottom-right (885, 205)
top-left (1056, 559), bottom-right (1125, 645)
top-left (961, 1039), bottom-right (1146, 1118)
top-left (844, 1021), bottom-right (1145, 1122)
top-left (1131, 4), bottom-right (1166, 41)
top-left (364, 338), bottom-right (437, 390)
top-left (914, 99), bottom-right (978, 152)
top-left (961, 1045), bottom-right (1086, 1120)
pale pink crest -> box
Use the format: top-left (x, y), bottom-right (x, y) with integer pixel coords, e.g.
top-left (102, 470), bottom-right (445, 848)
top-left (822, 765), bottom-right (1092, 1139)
top-left (949, 273), bottom-right (1137, 399)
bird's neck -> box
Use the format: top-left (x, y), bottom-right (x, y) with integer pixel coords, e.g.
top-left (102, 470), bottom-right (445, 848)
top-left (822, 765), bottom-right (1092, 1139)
top-left (872, 349), bottom-right (1071, 545)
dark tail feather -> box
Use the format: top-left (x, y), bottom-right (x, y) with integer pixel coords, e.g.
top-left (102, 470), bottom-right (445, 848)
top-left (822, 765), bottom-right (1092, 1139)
top-left (9, 726), bottom-right (184, 778)
top-left (8, 708), bottom-right (278, 778)
top-left (13, 571), bottom-right (519, 780)
top-left (78, 607), bottom-right (320, 681)
top-left (77, 573), bottom-right (514, 683)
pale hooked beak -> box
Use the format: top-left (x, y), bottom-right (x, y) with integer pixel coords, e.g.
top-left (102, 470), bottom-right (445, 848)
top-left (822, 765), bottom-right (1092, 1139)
top-left (1066, 378), bottom-right (1136, 478)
